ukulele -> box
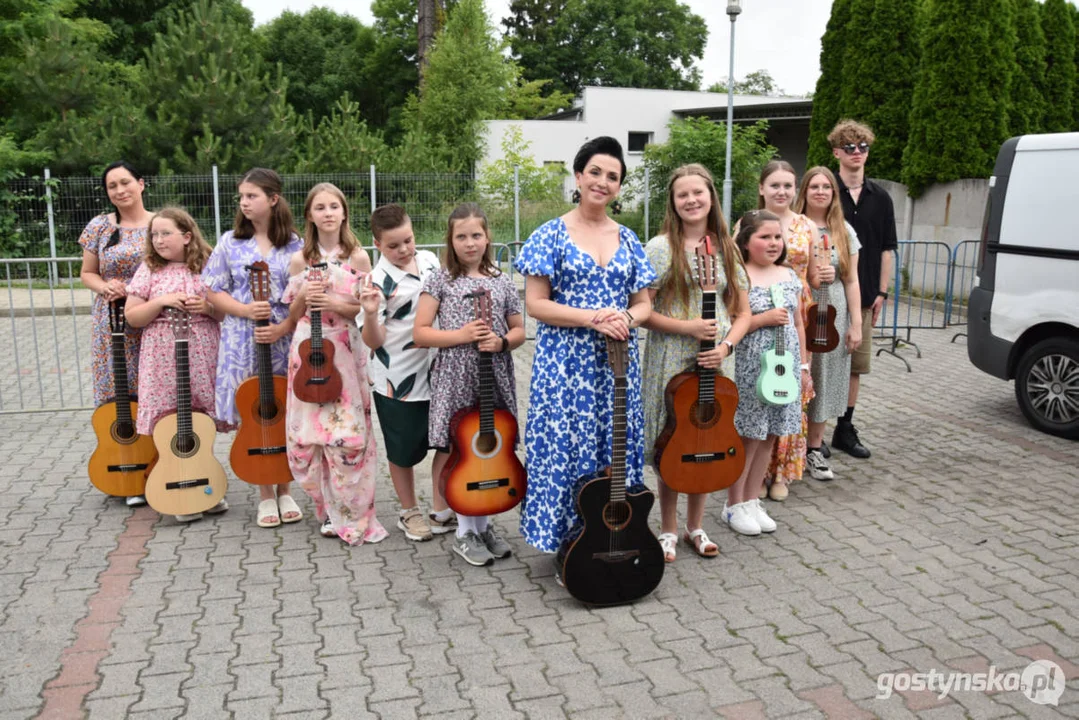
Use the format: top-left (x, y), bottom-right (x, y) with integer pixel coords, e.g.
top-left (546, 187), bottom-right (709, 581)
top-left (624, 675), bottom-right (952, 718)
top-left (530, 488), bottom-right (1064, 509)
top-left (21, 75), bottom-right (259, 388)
top-left (654, 237), bottom-right (745, 494)
top-left (88, 299), bottom-right (158, 497)
top-left (230, 261), bottom-right (290, 485)
top-left (440, 289), bottom-right (527, 516)
top-left (292, 262), bottom-right (343, 404)
top-left (144, 309), bottom-right (228, 516)
top-left (756, 284), bottom-right (799, 406)
top-left (561, 338), bottom-right (665, 606)
top-left (805, 232), bottom-right (840, 353)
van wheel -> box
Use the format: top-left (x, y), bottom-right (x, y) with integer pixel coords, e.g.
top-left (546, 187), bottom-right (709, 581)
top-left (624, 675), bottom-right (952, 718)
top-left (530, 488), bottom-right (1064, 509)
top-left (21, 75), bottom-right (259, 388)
top-left (1014, 337), bottom-right (1079, 440)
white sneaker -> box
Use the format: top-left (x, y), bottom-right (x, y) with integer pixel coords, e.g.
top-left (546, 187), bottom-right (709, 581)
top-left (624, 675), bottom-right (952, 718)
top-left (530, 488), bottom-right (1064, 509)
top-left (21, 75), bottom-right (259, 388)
top-left (751, 499), bottom-right (777, 533)
top-left (806, 449), bottom-right (835, 481)
top-left (723, 501), bottom-right (761, 536)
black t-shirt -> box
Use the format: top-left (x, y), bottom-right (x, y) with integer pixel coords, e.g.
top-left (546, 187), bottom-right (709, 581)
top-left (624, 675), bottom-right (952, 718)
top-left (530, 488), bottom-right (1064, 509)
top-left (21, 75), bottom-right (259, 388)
top-left (836, 176), bottom-right (898, 309)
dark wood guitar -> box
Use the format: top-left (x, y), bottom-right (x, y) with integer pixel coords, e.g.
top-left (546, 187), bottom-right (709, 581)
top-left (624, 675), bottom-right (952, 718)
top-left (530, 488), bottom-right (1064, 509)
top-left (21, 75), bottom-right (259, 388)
top-left (88, 299), bottom-right (157, 497)
top-left (440, 289), bottom-right (526, 516)
top-left (292, 262), bottom-right (343, 404)
top-left (654, 236), bottom-right (745, 494)
top-left (144, 309), bottom-right (228, 516)
top-left (230, 261), bottom-right (290, 485)
top-left (806, 231), bottom-right (840, 353)
top-left (562, 338), bottom-right (665, 606)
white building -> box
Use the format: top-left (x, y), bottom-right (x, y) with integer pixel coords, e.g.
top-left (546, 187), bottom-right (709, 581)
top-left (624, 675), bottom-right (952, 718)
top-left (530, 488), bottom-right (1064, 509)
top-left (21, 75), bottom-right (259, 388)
top-left (482, 86), bottom-right (813, 194)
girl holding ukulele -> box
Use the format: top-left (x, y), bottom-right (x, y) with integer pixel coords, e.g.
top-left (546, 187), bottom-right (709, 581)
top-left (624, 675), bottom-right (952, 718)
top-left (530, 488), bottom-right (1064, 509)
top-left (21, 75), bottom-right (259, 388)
top-left (642, 164), bottom-right (751, 562)
top-left (413, 203), bottom-right (525, 567)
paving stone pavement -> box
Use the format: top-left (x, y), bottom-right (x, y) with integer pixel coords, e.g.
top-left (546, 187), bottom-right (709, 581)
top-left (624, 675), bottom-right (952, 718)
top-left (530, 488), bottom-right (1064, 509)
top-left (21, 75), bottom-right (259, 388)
top-left (0, 328), bottom-right (1076, 719)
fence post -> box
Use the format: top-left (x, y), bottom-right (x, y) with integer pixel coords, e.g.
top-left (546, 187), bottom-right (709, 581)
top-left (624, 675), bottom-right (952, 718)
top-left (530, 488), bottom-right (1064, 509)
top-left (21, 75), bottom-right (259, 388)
top-left (370, 164), bottom-right (376, 214)
top-left (211, 164), bottom-right (221, 241)
top-left (643, 166), bottom-right (650, 240)
top-left (513, 165), bottom-right (521, 244)
top-left (44, 168), bottom-right (58, 285)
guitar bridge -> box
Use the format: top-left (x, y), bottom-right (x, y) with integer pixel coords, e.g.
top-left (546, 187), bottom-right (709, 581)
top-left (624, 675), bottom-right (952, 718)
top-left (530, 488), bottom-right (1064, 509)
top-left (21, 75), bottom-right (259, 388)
top-left (466, 478), bottom-right (510, 491)
top-left (305, 377), bottom-right (329, 386)
top-left (590, 549), bottom-right (640, 563)
top-left (165, 478), bottom-right (209, 490)
top-left (247, 446), bottom-right (287, 456)
top-left (680, 452), bottom-right (726, 463)
top-left (107, 463), bottom-right (150, 472)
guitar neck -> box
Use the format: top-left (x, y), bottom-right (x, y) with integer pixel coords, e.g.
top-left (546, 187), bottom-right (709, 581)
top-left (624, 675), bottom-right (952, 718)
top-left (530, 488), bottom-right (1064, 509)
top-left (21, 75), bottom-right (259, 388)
top-left (309, 310), bottom-right (323, 350)
top-left (175, 338), bottom-right (192, 442)
top-left (478, 350), bottom-right (495, 435)
top-left (111, 333), bottom-right (133, 423)
top-left (775, 324), bottom-right (787, 356)
top-left (609, 376), bottom-right (628, 504)
top-left (698, 291), bottom-right (717, 403)
top-left (255, 330), bottom-right (275, 415)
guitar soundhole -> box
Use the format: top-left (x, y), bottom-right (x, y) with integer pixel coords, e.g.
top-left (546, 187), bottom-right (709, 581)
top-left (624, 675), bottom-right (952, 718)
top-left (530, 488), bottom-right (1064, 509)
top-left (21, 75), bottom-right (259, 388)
top-left (690, 400), bottom-right (719, 429)
top-left (111, 421), bottom-right (136, 443)
top-left (775, 365), bottom-right (786, 377)
top-left (309, 351), bottom-right (325, 368)
top-left (172, 434), bottom-right (200, 458)
top-left (602, 501), bottom-right (632, 532)
top-left (476, 432), bottom-right (497, 455)
top-left (256, 402), bottom-right (280, 422)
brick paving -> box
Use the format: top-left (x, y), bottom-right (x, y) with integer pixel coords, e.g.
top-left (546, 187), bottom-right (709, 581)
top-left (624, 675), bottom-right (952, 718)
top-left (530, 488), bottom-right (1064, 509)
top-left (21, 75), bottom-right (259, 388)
top-left (0, 328), bottom-right (1076, 719)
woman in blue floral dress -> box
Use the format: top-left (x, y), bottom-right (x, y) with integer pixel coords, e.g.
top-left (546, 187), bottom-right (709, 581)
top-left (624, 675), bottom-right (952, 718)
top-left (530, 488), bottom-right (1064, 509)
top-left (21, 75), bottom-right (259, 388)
top-left (513, 137), bottom-right (656, 576)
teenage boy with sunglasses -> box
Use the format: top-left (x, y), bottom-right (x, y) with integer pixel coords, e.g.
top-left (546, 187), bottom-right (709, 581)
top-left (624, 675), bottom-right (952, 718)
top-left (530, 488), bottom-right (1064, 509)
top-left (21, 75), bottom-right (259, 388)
top-left (827, 120), bottom-right (896, 459)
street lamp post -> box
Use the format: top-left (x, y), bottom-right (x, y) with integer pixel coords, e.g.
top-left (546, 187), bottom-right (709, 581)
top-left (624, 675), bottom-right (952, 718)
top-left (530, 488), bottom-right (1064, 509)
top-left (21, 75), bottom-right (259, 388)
top-left (722, 0), bottom-right (742, 224)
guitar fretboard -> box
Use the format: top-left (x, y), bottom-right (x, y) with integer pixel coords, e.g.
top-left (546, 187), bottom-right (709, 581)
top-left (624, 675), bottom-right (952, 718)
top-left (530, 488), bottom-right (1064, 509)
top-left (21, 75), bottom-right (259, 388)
top-left (609, 376), bottom-right (628, 504)
top-left (698, 291), bottom-right (717, 406)
top-left (110, 332), bottom-right (133, 425)
top-left (175, 338), bottom-right (192, 443)
top-left (478, 349), bottom-right (495, 435)
top-left (255, 325), bottom-right (275, 418)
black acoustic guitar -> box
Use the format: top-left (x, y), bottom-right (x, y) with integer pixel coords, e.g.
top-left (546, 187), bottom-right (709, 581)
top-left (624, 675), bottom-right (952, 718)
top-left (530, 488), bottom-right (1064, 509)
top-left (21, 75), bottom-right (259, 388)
top-left (561, 338), bottom-right (665, 606)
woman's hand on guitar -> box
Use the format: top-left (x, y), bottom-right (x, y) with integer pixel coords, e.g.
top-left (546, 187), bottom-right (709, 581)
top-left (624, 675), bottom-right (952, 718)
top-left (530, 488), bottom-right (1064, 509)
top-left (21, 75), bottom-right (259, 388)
top-left (817, 264), bottom-right (836, 284)
top-left (247, 300), bottom-right (272, 321)
top-left (696, 344), bottom-right (728, 369)
top-left (684, 317), bottom-right (717, 341)
top-left (845, 325), bottom-right (862, 354)
top-left (760, 307), bottom-right (790, 327)
top-left (254, 321), bottom-right (288, 345)
top-left (100, 279), bottom-right (128, 301)
top-left (591, 308), bottom-right (629, 340)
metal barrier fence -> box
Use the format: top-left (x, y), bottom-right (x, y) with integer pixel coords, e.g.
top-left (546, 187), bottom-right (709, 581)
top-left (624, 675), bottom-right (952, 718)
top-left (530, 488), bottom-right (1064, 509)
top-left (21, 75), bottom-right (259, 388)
top-left (946, 240), bottom-right (981, 342)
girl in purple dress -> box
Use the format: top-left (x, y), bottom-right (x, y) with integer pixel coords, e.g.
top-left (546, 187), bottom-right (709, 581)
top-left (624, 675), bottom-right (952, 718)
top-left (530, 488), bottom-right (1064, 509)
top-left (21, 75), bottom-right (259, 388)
top-left (413, 203), bottom-right (525, 567)
top-left (203, 168), bottom-right (304, 528)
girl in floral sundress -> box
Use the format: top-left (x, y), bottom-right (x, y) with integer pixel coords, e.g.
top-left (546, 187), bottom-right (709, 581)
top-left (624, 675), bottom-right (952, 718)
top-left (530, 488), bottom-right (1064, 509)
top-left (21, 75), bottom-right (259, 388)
top-left (413, 203), bottom-right (525, 567)
top-left (284, 183), bottom-right (383, 546)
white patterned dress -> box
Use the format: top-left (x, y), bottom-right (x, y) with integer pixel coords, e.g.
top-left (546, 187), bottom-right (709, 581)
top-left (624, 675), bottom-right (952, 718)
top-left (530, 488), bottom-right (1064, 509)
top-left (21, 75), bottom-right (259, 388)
top-left (513, 218), bottom-right (656, 553)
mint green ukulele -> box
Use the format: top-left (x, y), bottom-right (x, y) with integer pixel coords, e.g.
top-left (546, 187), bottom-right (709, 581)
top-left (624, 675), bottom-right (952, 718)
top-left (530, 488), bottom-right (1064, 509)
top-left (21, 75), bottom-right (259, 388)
top-left (756, 284), bottom-right (799, 406)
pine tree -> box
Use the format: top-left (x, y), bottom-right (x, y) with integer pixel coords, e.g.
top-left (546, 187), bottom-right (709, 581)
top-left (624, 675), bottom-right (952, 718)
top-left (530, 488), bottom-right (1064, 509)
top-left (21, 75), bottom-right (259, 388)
top-left (1010, 0), bottom-right (1046, 135)
top-left (903, 0), bottom-right (1015, 195)
top-left (1041, 0), bottom-right (1076, 133)
top-left (1071, 4), bottom-right (1079, 129)
top-left (806, 0), bottom-right (853, 169)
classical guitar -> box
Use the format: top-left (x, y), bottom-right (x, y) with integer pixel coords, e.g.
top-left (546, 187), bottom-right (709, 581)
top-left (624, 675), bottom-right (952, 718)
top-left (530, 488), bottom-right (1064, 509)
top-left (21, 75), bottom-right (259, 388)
top-left (756, 284), bottom-right (799, 406)
top-left (562, 338), bottom-right (664, 606)
top-left (292, 262), bottom-right (343, 404)
top-left (88, 299), bottom-right (158, 497)
top-left (654, 236), bottom-right (745, 494)
top-left (440, 289), bottom-right (527, 516)
top-left (144, 309), bottom-right (228, 516)
top-left (230, 261), bottom-right (290, 485)
top-left (805, 232), bottom-right (840, 353)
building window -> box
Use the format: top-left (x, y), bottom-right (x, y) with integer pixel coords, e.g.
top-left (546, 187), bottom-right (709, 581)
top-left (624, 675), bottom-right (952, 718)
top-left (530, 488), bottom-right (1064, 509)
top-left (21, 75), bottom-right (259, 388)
top-left (628, 132), bottom-right (652, 154)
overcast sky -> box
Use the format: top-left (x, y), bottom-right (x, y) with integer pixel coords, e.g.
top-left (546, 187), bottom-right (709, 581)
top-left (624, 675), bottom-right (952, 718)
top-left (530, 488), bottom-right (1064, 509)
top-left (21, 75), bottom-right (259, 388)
top-left (241, 0), bottom-right (834, 96)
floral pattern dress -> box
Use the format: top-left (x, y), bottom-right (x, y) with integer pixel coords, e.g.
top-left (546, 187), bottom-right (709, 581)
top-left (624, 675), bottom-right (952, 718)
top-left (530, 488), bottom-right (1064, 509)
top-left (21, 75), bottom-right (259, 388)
top-left (79, 215), bottom-right (145, 407)
top-left (642, 235), bottom-right (748, 467)
top-left (126, 263), bottom-right (222, 436)
top-left (768, 214), bottom-right (815, 485)
top-left (283, 258), bottom-right (385, 546)
top-left (421, 270), bottom-right (522, 449)
top-left (513, 218), bottom-right (656, 553)
top-left (202, 231), bottom-right (302, 428)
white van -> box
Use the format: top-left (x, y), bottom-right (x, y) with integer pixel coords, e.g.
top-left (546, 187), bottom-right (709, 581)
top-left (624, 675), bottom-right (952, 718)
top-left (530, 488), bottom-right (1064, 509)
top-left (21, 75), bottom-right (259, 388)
top-left (968, 133), bottom-right (1079, 439)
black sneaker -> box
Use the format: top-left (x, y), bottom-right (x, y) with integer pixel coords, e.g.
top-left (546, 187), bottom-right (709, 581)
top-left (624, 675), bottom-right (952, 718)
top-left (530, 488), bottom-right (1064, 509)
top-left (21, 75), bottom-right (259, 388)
top-left (820, 440), bottom-right (831, 459)
top-left (831, 422), bottom-right (871, 459)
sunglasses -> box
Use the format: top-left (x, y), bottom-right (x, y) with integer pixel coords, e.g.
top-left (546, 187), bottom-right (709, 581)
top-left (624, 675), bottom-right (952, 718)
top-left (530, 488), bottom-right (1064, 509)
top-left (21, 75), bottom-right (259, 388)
top-left (841, 142), bottom-right (871, 155)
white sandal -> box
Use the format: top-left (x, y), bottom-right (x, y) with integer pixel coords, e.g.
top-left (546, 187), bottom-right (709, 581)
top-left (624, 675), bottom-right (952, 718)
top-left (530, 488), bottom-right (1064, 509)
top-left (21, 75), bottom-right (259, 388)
top-left (256, 498), bottom-right (281, 528)
top-left (658, 532), bottom-right (678, 563)
top-left (683, 527), bottom-right (719, 558)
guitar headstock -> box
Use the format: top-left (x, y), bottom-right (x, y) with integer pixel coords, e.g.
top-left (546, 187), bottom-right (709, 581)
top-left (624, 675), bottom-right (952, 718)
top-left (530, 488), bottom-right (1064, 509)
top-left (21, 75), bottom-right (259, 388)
top-left (108, 299), bottom-right (126, 334)
top-left (247, 260), bottom-right (271, 302)
top-left (470, 288), bottom-right (493, 328)
top-left (308, 261), bottom-right (328, 285)
top-left (769, 285), bottom-right (787, 314)
top-left (694, 235), bottom-right (718, 292)
top-left (606, 337), bottom-right (629, 379)
top-left (167, 307), bottom-right (191, 340)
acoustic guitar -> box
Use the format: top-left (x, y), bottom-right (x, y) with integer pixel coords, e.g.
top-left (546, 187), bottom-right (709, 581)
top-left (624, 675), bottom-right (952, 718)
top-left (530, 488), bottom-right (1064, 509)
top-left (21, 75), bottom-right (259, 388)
top-left (654, 236), bottom-right (745, 494)
top-left (806, 232), bottom-right (840, 353)
top-left (756, 285), bottom-right (799, 406)
top-left (230, 261), bottom-right (290, 485)
top-left (144, 309), bottom-right (228, 516)
top-left (88, 299), bottom-right (158, 497)
top-left (440, 289), bottom-right (526, 516)
top-left (562, 338), bottom-right (665, 606)
top-left (292, 262), bottom-right (343, 404)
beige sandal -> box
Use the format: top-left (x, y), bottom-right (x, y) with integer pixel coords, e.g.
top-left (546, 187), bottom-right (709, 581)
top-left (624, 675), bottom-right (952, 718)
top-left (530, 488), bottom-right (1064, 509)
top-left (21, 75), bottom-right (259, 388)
top-left (256, 498), bottom-right (281, 528)
top-left (658, 532), bottom-right (678, 563)
top-left (683, 527), bottom-right (719, 558)
top-left (277, 494), bottom-right (303, 523)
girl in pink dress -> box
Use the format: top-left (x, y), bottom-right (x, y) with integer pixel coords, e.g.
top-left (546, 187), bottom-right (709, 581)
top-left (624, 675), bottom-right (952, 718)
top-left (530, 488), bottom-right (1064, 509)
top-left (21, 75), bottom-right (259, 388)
top-left (125, 207), bottom-right (228, 522)
top-left (284, 183), bottom-right (384, 546)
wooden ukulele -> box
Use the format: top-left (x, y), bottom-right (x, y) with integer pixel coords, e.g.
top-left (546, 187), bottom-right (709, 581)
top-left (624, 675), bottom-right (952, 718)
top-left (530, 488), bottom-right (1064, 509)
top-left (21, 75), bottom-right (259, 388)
top-left (561, 338), bottom-right (665, 606)
top-left (756, 285), bottom-right (799, 406)
top-left (144, 309), bottom-right (228, 516)
top-left (805, 232), bottom-right (840, 353)
top-left (292, 262), bottom-right (343, 404)
top-left (88, 299), bottom-right (158, 497)
top-left (230, 261), bottom-right (290, 485)
top-left (440, 289), bottom-right (527, 516)
top-left (654, 236), bottom-right (745, 494)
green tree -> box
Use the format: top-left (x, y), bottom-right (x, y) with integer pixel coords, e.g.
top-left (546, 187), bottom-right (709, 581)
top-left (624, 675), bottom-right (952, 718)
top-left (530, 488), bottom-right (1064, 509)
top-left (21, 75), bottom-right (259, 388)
top-left (478, 125), bottom-right (565, 206)
top-left (903, 0), bottom-right (1014, 195)
top-left (1010, 0), bottom-right (1046, 135)
top-left (289, 97), bottom-right (388, 173)
top-left (806, 0), bottom-right (853, 169)
top-left (1040, 0), bottom-right (1076, 133)
top-left (1071, 3), bottom-right (1079, 129)
top-left (707, 70), bottom-right (781, 96)
top-left (502, 77), bottom-right (576, 119)
top-left (364, 0), bottom-right (421, 137)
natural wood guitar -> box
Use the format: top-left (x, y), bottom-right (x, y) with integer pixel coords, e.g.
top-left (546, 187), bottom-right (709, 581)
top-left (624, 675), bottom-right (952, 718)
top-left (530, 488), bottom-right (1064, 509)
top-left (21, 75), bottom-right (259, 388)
top-left (144, 309), bottom-right (228, 516)
top-left (440, 289), bottom-right (526, 516)
top-left (292, 263), bottom-right (343, 404)
top-left (654, 236), bottom-right (745, 494)
top-left (230, 261), bottom-right (291, 485)
top-left (88, 299), bottom-right (158, 497)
